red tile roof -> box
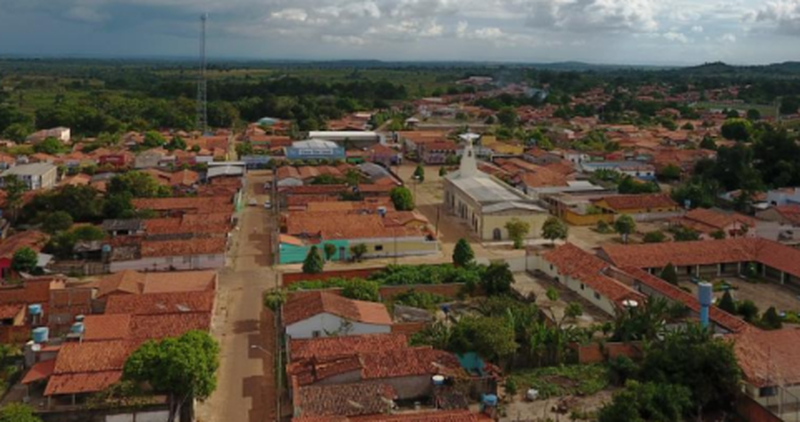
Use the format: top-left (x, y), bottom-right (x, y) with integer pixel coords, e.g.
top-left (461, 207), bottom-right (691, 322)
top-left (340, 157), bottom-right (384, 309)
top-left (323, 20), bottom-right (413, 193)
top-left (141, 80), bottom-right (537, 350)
top-left (0, 304), bottom-right (23, 320)
top-left (594, 193), bottom-right (678, 212)
top-left (730, 327), bottom-right (800, 387)
top-left (621, 267), bottom-right (747, 333)
top-left (600, 238), bottom-right (755, 269)
top-left (82, 314), bottom-right (132, 341)
top-left (290, 333), bottom-right (408, 360)
top-left (21, 359), bottom-right (56, 384)
top-left (677, 208), bottom-right (755, 232)
top-left (52, 341), bottom-right (130, 375)
top-left (104, 291), bottom-right (215, 316)
top-left (542, 243), bottom-right (645, 306)
top-left (95, 270), bottom-right (217, 297)
top-left (296, 383), bottom-right (396, 417)
top-left (284, 292), bottom-right (392, 326)
top-left (132, 196), bottom-right (231, 214)
top-left (360, 347), bottom-right (464, 380)
top-left (45, 372), bottom-right (123, 396)
top-left (139, 238), bottom-right (226, 258)
top-left (0, 230), bottom-right (49, 259)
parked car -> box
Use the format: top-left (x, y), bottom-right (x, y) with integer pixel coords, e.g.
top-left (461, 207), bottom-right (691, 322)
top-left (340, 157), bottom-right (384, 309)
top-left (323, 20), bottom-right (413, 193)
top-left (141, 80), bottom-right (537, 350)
top-left (248, 198), bottom-right (257, 206)
top-left (264, 200), bottom-right (272, 209)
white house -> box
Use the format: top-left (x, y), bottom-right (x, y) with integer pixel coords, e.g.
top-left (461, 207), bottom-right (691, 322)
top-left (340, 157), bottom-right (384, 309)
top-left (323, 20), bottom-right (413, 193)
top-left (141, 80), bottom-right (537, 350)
top-left (283, 291), bottom-right (392, 339)
top-left (0, 162), bottom-right (58, 190)
top-left (766, 187), bottom-right (800, 207)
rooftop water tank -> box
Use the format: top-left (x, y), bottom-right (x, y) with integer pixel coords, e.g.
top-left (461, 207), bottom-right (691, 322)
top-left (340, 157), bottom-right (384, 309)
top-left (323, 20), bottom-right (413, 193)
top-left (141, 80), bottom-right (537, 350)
top-left (75, 315), bottom-right (85, 322)
top-left (482, 394), bottom-right (498, 407)
top-left (28, 304), bottom-right (43, 316)
top-left (377, 207), bottom-right (387, 217)
top-left (432, 375), bottom-right (445, 386)
top-left (70, 322), bottom-right (85, 334)
top-left (32, 327), bottom-right (49, 344)
top-left (698, 282), bottom-right (713, 307)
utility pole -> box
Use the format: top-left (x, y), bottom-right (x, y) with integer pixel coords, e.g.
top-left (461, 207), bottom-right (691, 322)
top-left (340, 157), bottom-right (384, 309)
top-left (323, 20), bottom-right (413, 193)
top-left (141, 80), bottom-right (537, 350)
top-left (196, 13), bottom-right (208, 135)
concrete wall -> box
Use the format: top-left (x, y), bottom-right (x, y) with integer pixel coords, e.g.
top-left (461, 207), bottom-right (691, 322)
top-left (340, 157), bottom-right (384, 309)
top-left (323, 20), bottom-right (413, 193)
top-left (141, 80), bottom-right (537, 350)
top-left (109, 254), bottom-right (225, 272)
top-left (530, 254), bottom-right (617, 316)
top-left (285, 312), bottom-right (391, 339)
top-left (279, 240), bottom-right (349, 265)
top-left (353, 237), bottom-right (439, 259)
top-left (481, 212), bottom-right (548, 241)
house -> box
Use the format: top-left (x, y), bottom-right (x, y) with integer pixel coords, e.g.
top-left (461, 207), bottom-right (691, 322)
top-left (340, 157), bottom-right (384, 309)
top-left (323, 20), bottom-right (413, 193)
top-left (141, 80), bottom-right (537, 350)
top-left (0, 231), bottom-right (49, 279)
top-left (581, 161), bottom-right (656, 181)
top-left (766, 187), bottom-right (800, 207)
top-left (523, 148), bottom-right (564, 165)
top-left (26, 127), bottom-right (70, 144)
top-left (307, 131), bottom-right (384, 149)
top-left (283, 292), bottom-right (392, 339)
top-left (731, 327), bottom-right (800, 421)
top-left (131, 196), bottom-right (232, 217)
top-left (368, 144), bottom-right (402, 167)
top-left (529, 243), bottom-right (646, 316)
top-left (443, 140), bottom-right (548, 241)
top-left (285, 139), bottom-right (346, 161)
top-left (671, 208), bottom-right (755, 239)
top-left (599, 237), bottom-right (800, 286)
top-left (1, 163), bottom-right (58, 190)
top-left (591, 193), bottom-right (680, 218)
top-left (92, 270), bottom-right (217, 299)
top-left (756, 204), bottom-right (800, 226)
top-left (108, 238), bottom-right (227, 272)
top-left (279, 207), bottom-right (437, 264)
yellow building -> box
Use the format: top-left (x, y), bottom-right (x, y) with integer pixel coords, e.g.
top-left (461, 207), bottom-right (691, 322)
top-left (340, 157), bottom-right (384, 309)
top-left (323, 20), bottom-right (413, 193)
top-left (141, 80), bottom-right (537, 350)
top-left (443, 139), bottom-right (548, 241)
top-left (481, 136), bottom-right (525, 156)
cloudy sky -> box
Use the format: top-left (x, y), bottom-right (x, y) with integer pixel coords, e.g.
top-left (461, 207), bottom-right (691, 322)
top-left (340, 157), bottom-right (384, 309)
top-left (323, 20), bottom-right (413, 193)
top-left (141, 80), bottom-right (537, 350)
top-left (0, 0), bottom-right (799, 65)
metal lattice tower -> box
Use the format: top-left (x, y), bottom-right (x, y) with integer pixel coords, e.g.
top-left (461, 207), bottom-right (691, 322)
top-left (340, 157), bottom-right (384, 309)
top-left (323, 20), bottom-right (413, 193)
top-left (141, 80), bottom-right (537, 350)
top-left (196, 13), bottom-right (208, 135)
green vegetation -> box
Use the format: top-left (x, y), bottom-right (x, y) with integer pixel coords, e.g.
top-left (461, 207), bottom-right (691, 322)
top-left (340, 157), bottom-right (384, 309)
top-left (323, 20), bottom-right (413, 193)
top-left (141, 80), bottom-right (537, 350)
top-left (452, 238), bottom-right (474, 267)
top-left (391, 289), bottom-right (449, 310)
top-left (302, 246), bottom-right (324, 274)
top-left (505, 218), bottom-right (531, 249)
top-left (11, 247), bottom-right (38, 274)
top-left (389, 186), bottom-right (415, 211)
top-left (340, 279), bottom-right (380, 302)
top-left (659, 263), bottom-right (678, 286)
top-left (0, 403), bottom-right (42, 422)
top-left (643, 230), bottom-right (666, 243)
top-left (541, 216), bottom-right (568, 244)
top-left (614, 215), bottom-right (636, 243)
top-left (599, 380), bottom-right (691, 422)
top-left (263, 289), bottom-right (287, 312)
top-left (123, 331), bottom-right (219, 422)
top-left (508, 365), bottom-right (609, 399)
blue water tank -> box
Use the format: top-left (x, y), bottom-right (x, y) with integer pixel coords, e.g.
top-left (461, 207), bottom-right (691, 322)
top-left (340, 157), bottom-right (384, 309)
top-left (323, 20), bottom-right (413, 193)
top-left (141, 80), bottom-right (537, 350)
top-left (482, 394), bottom-right (498, 407)
top-left (70, 322), bottom-right (85, 334)
top-left (75, 315), bottom-right (85, 322)
top-left (32, 327), bottom-right (49, 343)
top-left (28, 304), bottom-right (42, 316)
top-left (698, 282), bottom-right (713, 306)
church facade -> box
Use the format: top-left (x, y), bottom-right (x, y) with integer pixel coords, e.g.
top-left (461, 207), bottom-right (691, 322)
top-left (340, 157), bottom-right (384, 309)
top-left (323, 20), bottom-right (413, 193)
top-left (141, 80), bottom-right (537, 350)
top-left (443, 139), bottom-right (548, 241)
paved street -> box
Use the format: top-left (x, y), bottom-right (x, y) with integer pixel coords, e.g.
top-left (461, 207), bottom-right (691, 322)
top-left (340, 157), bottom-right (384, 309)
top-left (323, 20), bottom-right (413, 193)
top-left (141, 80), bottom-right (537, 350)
top-left (197, 170), bottom-right (278, 422)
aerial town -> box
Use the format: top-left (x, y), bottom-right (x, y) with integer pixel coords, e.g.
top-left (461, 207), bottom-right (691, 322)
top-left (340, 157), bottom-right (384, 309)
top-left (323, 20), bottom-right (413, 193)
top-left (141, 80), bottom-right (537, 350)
top-left (3, 4), bottom-right (800, 422)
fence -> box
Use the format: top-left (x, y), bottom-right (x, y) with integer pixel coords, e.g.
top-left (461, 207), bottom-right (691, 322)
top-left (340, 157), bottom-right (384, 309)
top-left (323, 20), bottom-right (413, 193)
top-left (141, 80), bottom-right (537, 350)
top-left (571, 342), bottom-right (643, 364)
top-left (282, 267), bottom-right (385, 286)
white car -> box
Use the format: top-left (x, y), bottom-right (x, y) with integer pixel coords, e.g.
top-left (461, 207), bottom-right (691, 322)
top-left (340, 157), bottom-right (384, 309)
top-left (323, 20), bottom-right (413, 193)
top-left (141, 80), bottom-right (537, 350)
top-left (248, 199), bottom-right (257, 206)
top-left (264, 201), bottom-right (272, 209)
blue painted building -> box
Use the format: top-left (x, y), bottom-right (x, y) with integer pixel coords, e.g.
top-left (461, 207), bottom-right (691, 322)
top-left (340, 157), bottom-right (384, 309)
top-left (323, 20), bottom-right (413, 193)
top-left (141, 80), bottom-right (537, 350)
top-left (284, 139), bottom-right (345, 161)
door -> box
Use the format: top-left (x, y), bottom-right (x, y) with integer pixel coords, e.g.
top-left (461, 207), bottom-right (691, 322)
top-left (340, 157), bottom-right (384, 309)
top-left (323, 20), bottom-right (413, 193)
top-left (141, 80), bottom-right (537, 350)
top-left (493, 228), bottom-right (502, 241)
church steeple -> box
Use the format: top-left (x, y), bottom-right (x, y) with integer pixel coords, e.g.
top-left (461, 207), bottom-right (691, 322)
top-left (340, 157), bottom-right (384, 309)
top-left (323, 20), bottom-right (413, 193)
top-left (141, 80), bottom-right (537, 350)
top-left (458, 133), bottom-right (480, 179)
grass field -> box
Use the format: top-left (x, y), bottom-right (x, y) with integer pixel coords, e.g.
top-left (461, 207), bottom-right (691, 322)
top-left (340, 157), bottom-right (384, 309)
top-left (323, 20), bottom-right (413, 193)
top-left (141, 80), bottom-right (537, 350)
top-left (693, 101), bottom-right (777, 118)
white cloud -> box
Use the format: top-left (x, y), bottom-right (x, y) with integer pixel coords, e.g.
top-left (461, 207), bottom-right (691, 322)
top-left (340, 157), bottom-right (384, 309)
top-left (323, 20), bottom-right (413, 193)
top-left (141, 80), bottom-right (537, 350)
top-left (752, 0), bottom-right (800, 34)
top-left (524, 0), bottom-right (660, 33)
top-left (663, 31), bottom-right (689, 43)
top-left (270, 8), bottom-right (308, 22)
top-left (719, 32), bottom-right (737, 42)
top-left (322, 34), bottom-right (367, 45)
top-left (692, 25), bottom-right (704, 32)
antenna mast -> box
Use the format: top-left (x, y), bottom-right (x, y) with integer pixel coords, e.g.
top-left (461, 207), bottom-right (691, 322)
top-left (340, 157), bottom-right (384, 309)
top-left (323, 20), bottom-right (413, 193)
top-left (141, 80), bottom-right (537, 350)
top-left (196, 13), bottom-right (208, 135)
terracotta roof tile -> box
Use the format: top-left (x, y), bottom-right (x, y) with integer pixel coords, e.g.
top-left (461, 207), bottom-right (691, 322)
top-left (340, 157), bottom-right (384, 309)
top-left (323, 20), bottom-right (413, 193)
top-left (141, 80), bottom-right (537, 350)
top-left (21, 359), bottom-right (56, 384)
top-left (290, 333), bottom-right (408, 360)
top-left (360, 347), bottom-right (465, 379)
top-left (284, 292), bottom-right (391, 326)
top-left (132, 196), bottom-right (231, 214)
top-left (45, 372), bottom-right (122, 396)
top-left (542, 243), bottom-right (645, 305)
top-left (95, 270), bottom-right (216, 297)
top-left (53, 341), bottom-right (131, 374)
top-left (82, 314), bottom-right (132, 341)
top-left (0, 304), bottom-right (23, 320)
top-left (105, 291), bottom-right (215, 316)
top-left (297, 383), bottom-right (396, 417)
top-left (594, 193), bottom-right (677, 212)
top-left (677, 208), bottom-right (755, 231)
top-left (0, 230), bottom-right (49, 259)
top-left (139, 238), bottom-right (226, 258)
top-left (730, 327), bottom-right (800, 387)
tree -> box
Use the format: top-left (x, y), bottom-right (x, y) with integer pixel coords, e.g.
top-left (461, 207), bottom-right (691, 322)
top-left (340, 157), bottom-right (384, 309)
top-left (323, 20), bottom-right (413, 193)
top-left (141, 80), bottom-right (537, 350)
top-left (540, 216), bottom-right (568, 245)
top-left (717, 290), bottom-right (737, 314)
top-left (413, 165), bottom-right (425, 183)
top-left (0, 403), bottom-right (42, 422)
top-left (673, 226), bottom-right (701, 242)
top-left (109, 171), bottom-right (167, 198)
top-left (640, 326), bottom-right (741, 416)
top-left (658, 164), bottom-right (681, 181)
top-left (614, 214), bottom-right (636, 243)
top-left (761, 306), bottom-right (783, 330)
top-left (737, 300), bottom-right (760, 323)
top-left (73, 225), bottom-right (106, 241)
top-left (3, 175), bottom-right (27, 223)
top-left (103, 192), bottom-right (134, 219)
top-left (323, 243), bottom-right (337, 261)
top-left (390, 186), bottom-right (415, 211)
top-left (746, 109), bottom-right (761, 121)
top-left (142, 131), bottom-right (166, 148)
top-left (720, 118), bottom-right (752, 142)
top-left (302, 246), bottom-right (324, 274)
top-left (166, 136), bottom-right (187, 151)
top-left (438, 167), bottom-right (447, 177)
top-left (780, 96), bottom-right (800, 115)
top-left (341, 279), bottom-right (380, 302)
top-left (598, 380), bottom-right (692, 422)
top-left (658, 263), bottom-right (679, 286)
top-left (452, 238), bottom-right (475, 267)
top-left (643, 230), bottom-right (666, 243)
top-left (699, 135), bottom-right (717, 150)
top-left (497, 107), bottom-right (519, 128)
top-left (123, 331), bottom-right (219, 422)
top-left (263, 289), bottom-right (287, 312)
top-left (710, 229), bottom-right (726, 240)
top-left (350, 243), bottom-right (368, 262)
top-left (505, 218), bottom-right (531, 249)
top-left (481, 261), bottom-right (514, 296)
top-left (450, 316), bottom-right (517, 364)
top-left (33, 137), bottom-right (68, 155)
top-left (41, 210), bottom-right (73, 234)
top-left (11, 247), bottom-right (38, 274)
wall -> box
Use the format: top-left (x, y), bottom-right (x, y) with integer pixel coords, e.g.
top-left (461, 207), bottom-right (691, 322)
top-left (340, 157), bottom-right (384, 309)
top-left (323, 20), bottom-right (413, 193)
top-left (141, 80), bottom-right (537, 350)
top-left (278, 240), bottom-right (349, 265)
top-left (736, 393), bottom-right (784, 422)
top-left (529, 254), bottom-right (617, 316)
top-left (37, 403), bottom-right (189, 422)
top-left (563, 210), bottom-right (615, 226)
top-left (573, 342), bottom-right (643, 364)
top-left (481, 212), bottom-right (548, 241)
top-left (282, 267), bottom-right (383, 286)
top-left (354, 237), bottom-right (439, 259)
top-left (285, 312), bottom-right (391, 339)
top-left (109, 254), bottom-right (225, 272)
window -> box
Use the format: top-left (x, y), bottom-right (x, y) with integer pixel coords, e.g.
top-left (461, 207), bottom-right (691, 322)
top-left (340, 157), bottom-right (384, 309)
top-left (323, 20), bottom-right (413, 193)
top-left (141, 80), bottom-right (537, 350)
top-left (312, 331), bottom-right (321, 338)
top-left (580, 283), bottom-right (585, 290)
top-left (549, 264), bottom-right (553, 271)
top-left (594, 292), bottom-right (601, 300)
top-left (760, 387), bottom-right (778, 397)
top-left (375, 245), bottom-right (384, 251)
